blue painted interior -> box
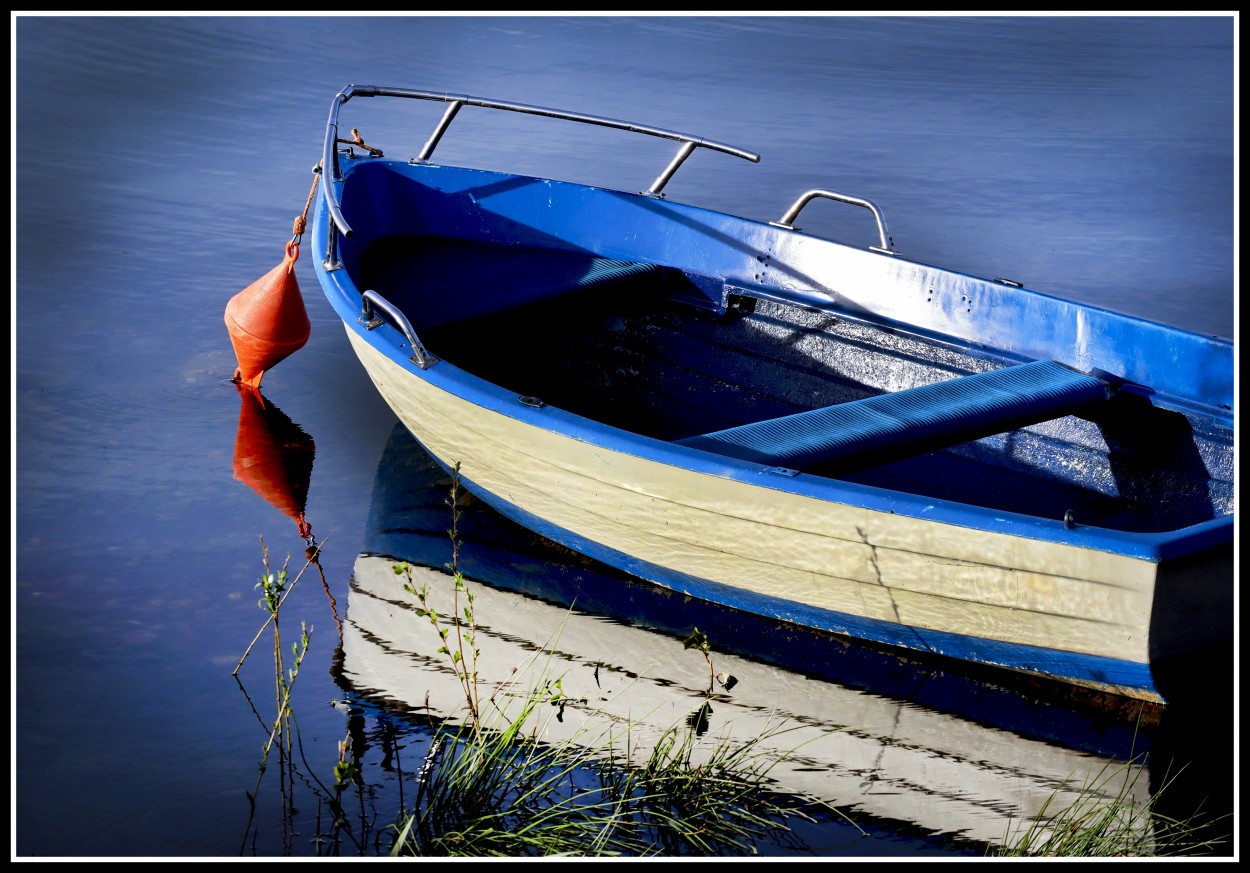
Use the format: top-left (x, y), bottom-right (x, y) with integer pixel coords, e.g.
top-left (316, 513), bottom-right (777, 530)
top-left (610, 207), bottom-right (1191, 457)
top-left (335, 157), bottom-right (1233, 410)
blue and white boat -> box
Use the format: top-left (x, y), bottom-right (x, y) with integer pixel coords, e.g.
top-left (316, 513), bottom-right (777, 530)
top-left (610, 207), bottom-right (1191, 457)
top-left (310, 85), bottom-right (1234, 706)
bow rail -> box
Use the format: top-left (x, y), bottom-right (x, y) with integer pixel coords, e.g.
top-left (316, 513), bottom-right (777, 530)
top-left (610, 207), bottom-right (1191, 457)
top-left (319, 84), bottom-right (761, 241)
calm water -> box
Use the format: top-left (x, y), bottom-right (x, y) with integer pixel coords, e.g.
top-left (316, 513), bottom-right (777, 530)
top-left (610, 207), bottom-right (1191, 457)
top-left (14, 14), bottom-right (1235, 859)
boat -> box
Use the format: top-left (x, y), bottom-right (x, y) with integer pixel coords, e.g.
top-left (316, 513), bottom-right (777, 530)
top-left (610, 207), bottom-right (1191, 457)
top-left (336, 425), bottom-right (1156, 849)
top-left (308, 85), bottom-right (1234, 706)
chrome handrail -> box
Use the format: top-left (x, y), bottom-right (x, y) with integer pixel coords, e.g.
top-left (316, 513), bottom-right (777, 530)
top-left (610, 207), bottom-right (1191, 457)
top-left (319, 84), bottom-right (761, 241)
top-left (359, 289), bottom-right (438, 369)
top-left (771, 189), bottom-right (896, 255)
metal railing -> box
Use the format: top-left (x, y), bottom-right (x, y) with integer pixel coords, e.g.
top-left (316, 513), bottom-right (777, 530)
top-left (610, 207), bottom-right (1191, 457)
top-left (359, 289), bottom-right (438, 369)
top-left (771, 189), bottom-right (896, 255)
top-left (319, 84), bottom-right (761, 243)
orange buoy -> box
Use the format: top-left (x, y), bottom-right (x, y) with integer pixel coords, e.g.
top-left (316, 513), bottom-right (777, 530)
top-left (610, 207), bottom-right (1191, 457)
top-left (232, 383), bottom-right (315, 539)
top-left (225, 241), bottom-right (311, 388)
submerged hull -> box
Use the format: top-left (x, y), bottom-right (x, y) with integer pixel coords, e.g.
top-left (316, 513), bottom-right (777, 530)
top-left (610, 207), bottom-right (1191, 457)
top-left (311, 86), bottom-right (1233, 705)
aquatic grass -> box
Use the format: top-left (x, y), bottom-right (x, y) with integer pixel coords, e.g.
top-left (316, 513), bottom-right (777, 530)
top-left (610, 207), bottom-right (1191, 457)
top-left (236, 539), bottom-right (320, 853)
top-left (387, 659), bottom-right (846, 857)
top-left (233, 535), bottom-right (326, 676)
top-left (236, 536), bottom-right (382, 856)
top-left (391, 686), bottom-right (658, 856)
top-left (994, 752), bottom-right (1229, 857)
top-left (611, 713), bottom-right (847, 856)
top-left (401, 463), bottom-right (484, 728)
top-left (235, 527), bottom-right (837, 857)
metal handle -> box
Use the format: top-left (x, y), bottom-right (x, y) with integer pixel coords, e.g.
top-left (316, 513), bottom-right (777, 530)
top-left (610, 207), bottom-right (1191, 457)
top-left (771, 189), bottom-right (896, 255)
top-left (359, 289), bottom-right (438, 369)
top-left (320, 85), bottom-right (762, 239)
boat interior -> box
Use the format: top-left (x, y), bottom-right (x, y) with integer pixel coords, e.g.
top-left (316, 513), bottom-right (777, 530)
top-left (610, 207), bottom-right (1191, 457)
top-left (354, 233), bottom-right (1233, 537)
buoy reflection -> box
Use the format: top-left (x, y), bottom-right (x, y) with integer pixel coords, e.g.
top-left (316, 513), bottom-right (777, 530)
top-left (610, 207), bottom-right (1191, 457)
top-left (231, 383), bottom-right (315, 539)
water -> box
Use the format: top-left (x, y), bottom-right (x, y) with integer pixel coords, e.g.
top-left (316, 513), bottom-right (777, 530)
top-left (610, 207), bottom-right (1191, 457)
top-left (13, 14), bottom-right (1235, 859)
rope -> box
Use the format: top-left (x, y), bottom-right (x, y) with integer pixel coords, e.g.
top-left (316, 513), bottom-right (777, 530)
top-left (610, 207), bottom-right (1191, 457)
top-left (290, 174), bottom-right (319, 244)
top-left (336, 127), bottom-right (384, 158)
top-left (289, 127), bottom-right (381, 245)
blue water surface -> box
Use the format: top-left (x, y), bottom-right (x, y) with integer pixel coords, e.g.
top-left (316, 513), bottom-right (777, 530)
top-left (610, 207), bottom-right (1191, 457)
top-left (13, 13), bottom-right (1234, 859)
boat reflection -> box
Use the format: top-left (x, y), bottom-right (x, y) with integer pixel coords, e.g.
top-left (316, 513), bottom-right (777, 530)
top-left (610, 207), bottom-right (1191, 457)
top-left (335, 423), bottom-right (1174, 850)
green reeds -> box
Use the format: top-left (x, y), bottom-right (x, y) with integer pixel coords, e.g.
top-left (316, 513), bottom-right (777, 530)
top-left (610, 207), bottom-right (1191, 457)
top-left (387, 653), bottom-right (844, 857)
top-left (994, 752), bottom-right (1229, 857)
top-left (236, 539), bottom-right (317, 854)
top-left (236, 536), bottom-right (378, 855)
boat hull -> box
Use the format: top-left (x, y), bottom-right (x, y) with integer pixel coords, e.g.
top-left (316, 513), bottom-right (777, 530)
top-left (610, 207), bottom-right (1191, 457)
top-left (345, 329), bottom-right (1225, 703)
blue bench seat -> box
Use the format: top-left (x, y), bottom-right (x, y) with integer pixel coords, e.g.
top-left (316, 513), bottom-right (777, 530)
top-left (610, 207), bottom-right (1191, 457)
top-left (675, 360), bottom-right (1111, 472)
